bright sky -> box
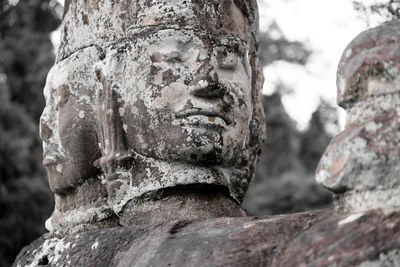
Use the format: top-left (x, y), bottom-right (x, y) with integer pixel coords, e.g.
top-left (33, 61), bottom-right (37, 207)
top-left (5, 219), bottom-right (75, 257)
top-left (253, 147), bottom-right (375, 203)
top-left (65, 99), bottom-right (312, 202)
top-left (54, 0), bottom-right (382, 130)
top-left (257, 0), bottom-right (384, 130)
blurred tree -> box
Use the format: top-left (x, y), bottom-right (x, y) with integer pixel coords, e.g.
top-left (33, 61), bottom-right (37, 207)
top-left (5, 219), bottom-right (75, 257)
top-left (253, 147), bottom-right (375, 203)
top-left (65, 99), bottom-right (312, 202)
top-left (0, 0), bottom-right (61, 266)
top-left (244, 93), bottom-right (335, 215)
top-left (243, 12), bottom-right (334, 216)
top-left (258, 22), bottom-right (312, 67)
top-left (253, 86), bottom-right (301, 181)
top-left (299, 100), bottom-right (339, 173)
top-left (353, 0), bottom-right (400, 26)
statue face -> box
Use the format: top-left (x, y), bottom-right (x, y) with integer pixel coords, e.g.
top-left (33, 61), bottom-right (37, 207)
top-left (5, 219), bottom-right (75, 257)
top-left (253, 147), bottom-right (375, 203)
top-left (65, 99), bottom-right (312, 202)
top-left (40, 48), bottom-right (101, 193)
top-left (100, 30), bottom-right (253, 166)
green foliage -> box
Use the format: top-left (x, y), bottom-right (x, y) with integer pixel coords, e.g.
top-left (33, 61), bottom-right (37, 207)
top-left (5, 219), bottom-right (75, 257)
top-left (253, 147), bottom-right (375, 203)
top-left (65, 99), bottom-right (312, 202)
top-left (0, 0), bottom-right (61, 265)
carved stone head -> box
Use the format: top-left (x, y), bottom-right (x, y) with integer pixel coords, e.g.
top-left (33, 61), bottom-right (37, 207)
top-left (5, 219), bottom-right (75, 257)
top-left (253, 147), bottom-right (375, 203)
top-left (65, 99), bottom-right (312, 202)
top-left (40, 48), bottom-right (100, 194)
top-left (316, 20), bottom-right (400, 212)
top-left (40, 48), bottom-right (113, 232)
top-left (41, 0), bottom-right (265, 232)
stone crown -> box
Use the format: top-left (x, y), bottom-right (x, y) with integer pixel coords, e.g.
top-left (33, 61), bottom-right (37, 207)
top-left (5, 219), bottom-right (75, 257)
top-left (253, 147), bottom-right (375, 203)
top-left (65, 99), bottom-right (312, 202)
top-left (58, 0), bottom-right (259, 62)
top-left (337, 20), bottom-right (400, 109)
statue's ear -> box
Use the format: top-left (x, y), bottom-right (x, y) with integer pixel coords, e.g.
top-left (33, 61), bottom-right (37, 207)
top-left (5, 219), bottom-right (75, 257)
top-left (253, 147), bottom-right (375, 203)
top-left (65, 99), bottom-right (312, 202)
top-left (93, 58), bottom-right (130, 175)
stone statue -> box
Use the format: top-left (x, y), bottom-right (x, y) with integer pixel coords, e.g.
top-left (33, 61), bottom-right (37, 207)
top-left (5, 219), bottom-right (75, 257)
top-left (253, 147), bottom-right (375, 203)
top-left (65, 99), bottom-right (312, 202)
top-left (316, 20), bottom-right (400, 213)
top-left (40, 0), bottom-right (265, 236)
top-left (40, 47), bottom-right (115, 234)
top-left (14, 2), bottom-right (400, 266)
top-left (275, 20), bottom-right (400, 266)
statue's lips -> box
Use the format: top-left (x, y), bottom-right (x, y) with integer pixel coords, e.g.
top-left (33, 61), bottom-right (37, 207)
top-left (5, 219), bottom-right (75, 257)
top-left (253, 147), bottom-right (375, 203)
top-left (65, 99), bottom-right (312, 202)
top-left (174, 109), bottom-right (232, 127)
top-left (43, 157), bottom-right (58, 167)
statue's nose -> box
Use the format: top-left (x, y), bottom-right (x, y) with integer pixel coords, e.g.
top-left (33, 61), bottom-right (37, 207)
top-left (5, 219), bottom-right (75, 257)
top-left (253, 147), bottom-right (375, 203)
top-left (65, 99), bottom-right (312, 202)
top-left (189, 63), bottom-right (226, 98)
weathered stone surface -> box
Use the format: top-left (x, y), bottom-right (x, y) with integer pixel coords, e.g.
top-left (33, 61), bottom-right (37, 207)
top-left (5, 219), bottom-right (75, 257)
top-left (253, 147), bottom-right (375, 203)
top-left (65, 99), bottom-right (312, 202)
top-left (14, 211), bottom-right (330, 267)
top-left (118, 186), bottom-right (246, 226)
top-left (58, 0), bottom-right (259, 63)
top-left (274, 210), bottom-right (400, 267)
top-left (316, 20), bottom-right (400, 213)
top-left (40, 47), bottom-right (116, 234)
top-left (15, 210), bottom-right (400, 266)
top-left (357, 249), bottom-right (400, 267)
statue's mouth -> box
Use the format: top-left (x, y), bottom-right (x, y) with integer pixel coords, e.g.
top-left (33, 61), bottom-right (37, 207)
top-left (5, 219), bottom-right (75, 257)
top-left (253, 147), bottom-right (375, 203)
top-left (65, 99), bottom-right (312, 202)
top-left (174, 108), bottom-right (232, 127)
top-left (43, 156), bottom-right (59, 167)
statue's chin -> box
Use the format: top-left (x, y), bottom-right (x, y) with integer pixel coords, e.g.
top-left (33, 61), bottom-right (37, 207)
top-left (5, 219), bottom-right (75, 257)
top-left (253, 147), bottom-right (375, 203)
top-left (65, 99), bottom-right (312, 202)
top-left (136, 139), bottom-right (246, 167)
top-left (101, 151), bottom-right (250, 215)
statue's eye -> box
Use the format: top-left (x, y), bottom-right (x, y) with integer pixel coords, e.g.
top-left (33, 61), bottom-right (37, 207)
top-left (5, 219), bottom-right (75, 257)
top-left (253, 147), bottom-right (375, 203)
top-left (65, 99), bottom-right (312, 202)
top-left (164, 51), bottom-right (182, 63)
top-left (55, 85), bottom-right (70, 108)
top-left (216, 47), bottom-right (238, 70)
